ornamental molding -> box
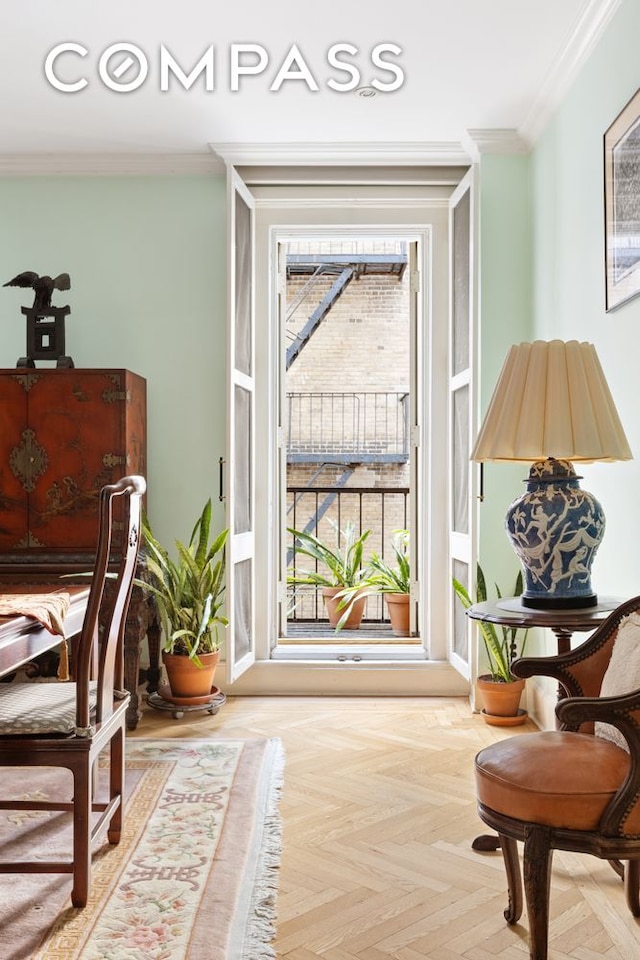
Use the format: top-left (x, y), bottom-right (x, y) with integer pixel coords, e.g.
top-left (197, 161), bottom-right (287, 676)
top-left (519, 0), bottom-right (622, 145)
top-left (210, 141), bottom-right (471, 167)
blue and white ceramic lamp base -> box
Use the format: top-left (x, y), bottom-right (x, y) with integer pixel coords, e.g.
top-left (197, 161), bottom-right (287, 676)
top-left (505, 457), bottom-right (604, 609)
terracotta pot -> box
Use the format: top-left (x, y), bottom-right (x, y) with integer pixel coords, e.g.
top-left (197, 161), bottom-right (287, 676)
top-left (385, 593), bottom-right (410, 636)
top-left (477, 674), bottom-right (527, 724)
top-left (322, 586), bottom-right (366, 629)
top-left (162, 650), bottom-right (220, 699)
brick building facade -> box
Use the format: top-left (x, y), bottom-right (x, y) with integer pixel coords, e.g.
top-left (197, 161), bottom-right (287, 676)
top-left (285, 240), bottom-right (412, 625)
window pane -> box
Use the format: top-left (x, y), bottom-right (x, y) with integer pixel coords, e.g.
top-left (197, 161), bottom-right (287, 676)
top-left (235, 191), bottom-right (252, 377)
top-left (234, 384), bottom-right (251, 535)
top-left (453, 558), bottom-right (469, 659)
top-left (233, 558), bottom-right (252, 663)
top-left (452, 385), bottom-right (469, 534)
top-left (452, 188), bottom-right (470, 376)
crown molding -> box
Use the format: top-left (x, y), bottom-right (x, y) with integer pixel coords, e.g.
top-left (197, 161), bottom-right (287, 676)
top-left (519, 0), bottom-right (622, 145)
top-left (463, 129), bottom-right (529, 160)
top-left (0, 153), bottom-right (224, 176)
top-left (252, 195), bottom-right (450, 210)
top-left (209, 141), bottom-right (471, 167)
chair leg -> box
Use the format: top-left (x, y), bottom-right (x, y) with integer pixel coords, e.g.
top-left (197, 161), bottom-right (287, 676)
top-left (625, 859), bottom-right (640, 917)
top-left (499, 834), bottom-right (523, 924)
top-left (107, 726), bottom-right (125, 845)
top-left (523, 824), bottom-right (553, 960)
top-left (71, 764), bottom-right (92, 908)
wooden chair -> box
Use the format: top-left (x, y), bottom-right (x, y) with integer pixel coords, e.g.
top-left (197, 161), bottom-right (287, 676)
top-left (474, 594), bottom-right (640, 959)
top-left (0, 474), bottom-right (145, 907)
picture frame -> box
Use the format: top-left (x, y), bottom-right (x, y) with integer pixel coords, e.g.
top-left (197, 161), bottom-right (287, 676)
top-left (605, 88), bottom-right (640, 311)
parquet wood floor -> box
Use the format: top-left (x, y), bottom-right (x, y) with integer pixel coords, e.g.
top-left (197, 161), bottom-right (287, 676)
top-left (129, 695), bottom-right (640, 959)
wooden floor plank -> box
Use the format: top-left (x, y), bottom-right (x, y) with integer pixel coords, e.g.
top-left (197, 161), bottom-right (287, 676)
top-left (130, 694), bottom-right (640, 959)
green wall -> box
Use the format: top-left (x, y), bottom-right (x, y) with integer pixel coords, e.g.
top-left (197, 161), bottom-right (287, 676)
top-left (2, 0), bottom-right (638, 608)
top-left (0, 175), bottom-right (228, 547)
top-left (476, 153), bottom-right (532, 590)
top-left (530, 0), bottom-right (640, 598)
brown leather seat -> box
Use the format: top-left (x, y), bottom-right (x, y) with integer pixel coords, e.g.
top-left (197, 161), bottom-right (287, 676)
top-left (474, 595), bottom-right (640, 960)
top-left (477, 731), bottom-right (630, 831)
top-left (0, 475), bottom-right (145, 908)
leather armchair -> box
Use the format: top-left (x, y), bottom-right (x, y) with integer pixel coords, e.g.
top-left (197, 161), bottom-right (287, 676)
top-left (474, 594), bottom-right (640, 960)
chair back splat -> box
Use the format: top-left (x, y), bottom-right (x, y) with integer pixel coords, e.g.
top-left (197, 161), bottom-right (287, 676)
top-left (0, 475), bottom-right (145, 907)
top-left (474, 594), bottom-right (640, 960)
top-left (75, 476), bottom-right (143, 733)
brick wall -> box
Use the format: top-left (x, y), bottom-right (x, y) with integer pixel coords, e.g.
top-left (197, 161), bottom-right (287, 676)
top-left (285, 242), bottom-right (412, 600)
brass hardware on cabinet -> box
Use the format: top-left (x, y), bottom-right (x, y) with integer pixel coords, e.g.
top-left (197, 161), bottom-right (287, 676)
top-left (16, 530), bottom-right (46, 548)
top-left (102, 389), bottom-right (131, 404)
top-left (103, 453), bottom-right (128, 468)
top-left (9, 428), bottom-right (48, 492)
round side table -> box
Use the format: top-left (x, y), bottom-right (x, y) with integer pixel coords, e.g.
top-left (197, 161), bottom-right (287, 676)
top-left (467, 596), bottom-right (622, 656)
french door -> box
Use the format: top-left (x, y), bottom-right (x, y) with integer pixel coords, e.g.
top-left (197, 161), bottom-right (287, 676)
top-left (220, 159), bottom-right (475, 693)
top-left (448, 169), bottom-right (479, 683)
top-left (224, 169), bottom-right (256, 683)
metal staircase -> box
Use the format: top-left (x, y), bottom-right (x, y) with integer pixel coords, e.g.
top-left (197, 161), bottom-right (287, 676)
top-left (285, 252), bottom-right (407, 369)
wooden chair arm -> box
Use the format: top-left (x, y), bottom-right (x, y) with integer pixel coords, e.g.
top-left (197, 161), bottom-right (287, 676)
top-left (511, 652), bottom-right (585, 696)
top-left (558, 689), bottom-right (640, 734)
top-left (511, 596), bottom-right (640, 700)
top-left (558, 691), bottom-right (640, 836)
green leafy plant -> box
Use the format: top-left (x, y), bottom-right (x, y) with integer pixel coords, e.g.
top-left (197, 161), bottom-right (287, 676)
top-left (137, 499), bottom-right (229, 666)
top-left (364, 529), bottom-right (410, 594)
top-left (287, 521), bottom-right (371, 589)
top-left (331, 528), bottom-right (412, 636)
top-left (452, 564), bottom-right (528, 682)
top-left (287, 521), bottom-right (372, 632)
top-left (335, 528), bottom-right (410, 609)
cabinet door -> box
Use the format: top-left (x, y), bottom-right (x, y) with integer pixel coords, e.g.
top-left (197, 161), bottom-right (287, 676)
top-left (0, 374), bottom-right (29, 548)
top-left (27, 370), bottom-right (131, 550)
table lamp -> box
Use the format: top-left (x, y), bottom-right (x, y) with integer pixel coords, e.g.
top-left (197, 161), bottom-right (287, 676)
top-left (470, 340), bottom-right (632, 609)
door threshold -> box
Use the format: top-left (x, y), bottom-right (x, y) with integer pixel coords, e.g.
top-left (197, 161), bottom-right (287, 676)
top-left (272, 642), bottom-right (428, 661)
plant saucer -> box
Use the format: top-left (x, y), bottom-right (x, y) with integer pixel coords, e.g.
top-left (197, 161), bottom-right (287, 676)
top-left (158, 683), bottom-right (221, 706)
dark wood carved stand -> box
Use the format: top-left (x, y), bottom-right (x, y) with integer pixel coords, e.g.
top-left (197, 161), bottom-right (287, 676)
top-left (18, 305), bottom-right (74, 369)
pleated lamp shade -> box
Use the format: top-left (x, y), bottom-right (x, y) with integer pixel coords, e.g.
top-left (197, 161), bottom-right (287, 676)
top-left (470, 340), bottom-right (632, 464)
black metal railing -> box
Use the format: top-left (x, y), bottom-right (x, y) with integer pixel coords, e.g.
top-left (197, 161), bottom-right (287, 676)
top-left (286, 485), bottom-right (409, 625)
top-left (286, 392), bottom-right (409, 463)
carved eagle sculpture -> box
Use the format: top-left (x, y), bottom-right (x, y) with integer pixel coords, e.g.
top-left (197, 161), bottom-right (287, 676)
top-left (3, 271), bottom-right (71, 312)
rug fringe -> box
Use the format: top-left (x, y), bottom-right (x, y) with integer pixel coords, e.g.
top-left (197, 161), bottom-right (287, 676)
top-left (241, 737), bottom-right (285, 960)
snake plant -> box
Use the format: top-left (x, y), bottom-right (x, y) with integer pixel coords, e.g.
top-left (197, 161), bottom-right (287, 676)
top-left (137, 499), bottom-right (228, 664)
top-left (287, 521), bottom-right (371, 589)
top-left (452, 564), bottom-right (528, 682)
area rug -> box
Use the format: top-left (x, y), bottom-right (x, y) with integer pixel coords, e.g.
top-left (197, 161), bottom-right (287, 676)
top-left (0, 737), bottom-right (284, 960)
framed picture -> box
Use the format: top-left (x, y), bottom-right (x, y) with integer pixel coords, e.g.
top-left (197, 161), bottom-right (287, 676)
top-left (605, 88), bottom-right (640, 311)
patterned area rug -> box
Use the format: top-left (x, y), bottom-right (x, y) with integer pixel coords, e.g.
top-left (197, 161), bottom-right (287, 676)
top-left (0, 738), bottom-right (284, 960)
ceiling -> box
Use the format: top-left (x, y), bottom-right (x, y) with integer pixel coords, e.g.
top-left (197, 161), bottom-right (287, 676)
top-left (0, 0), bottom-right (618, 169)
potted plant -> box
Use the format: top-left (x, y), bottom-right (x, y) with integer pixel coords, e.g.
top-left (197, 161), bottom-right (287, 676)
top-left (138, 499), bottom-right (229, 699)
top-left (287, 521), bottom-right (371, 630)
top-left (353, 529), bottom-right (411, 636)
top-left (452, 565), bottom-right (529, 725)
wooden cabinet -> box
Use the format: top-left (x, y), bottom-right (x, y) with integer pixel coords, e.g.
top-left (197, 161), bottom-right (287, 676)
top-left (0, 369), bottom-right (155, 729)
top-left (0, 368), bottom-right (146, 568)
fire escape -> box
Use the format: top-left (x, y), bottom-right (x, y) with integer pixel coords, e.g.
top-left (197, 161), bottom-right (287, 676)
top-left (285, 248), bottom-right (409, 551)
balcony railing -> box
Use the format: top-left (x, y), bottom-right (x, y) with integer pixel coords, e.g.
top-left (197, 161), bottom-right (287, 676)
top-left (286, 391), bottom-right (409, 463)
top-left (286, 485), bottom-right (409, 629)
